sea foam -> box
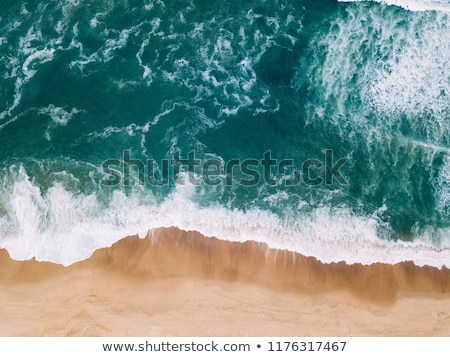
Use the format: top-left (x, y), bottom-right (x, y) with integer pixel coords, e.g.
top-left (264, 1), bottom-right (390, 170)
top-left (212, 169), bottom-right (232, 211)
top-left (338, 0), bottom-right (450, 12)
top-left (0, 167), bottom-right (449, 268)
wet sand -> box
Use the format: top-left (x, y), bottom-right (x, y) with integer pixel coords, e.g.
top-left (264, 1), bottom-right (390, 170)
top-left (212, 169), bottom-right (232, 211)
top-left (1, 227), bottom-right (449, 336)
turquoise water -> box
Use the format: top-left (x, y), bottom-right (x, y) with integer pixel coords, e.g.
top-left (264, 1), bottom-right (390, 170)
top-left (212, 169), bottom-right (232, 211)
top-left (0, 0), bottom-right (449, 266)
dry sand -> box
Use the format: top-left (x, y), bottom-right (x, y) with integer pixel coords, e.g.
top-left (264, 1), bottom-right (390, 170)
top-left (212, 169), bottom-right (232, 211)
top-left (0, 227), bottom-right (449, 336)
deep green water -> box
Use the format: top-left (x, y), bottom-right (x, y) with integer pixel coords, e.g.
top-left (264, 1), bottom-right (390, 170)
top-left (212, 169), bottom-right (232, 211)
top-left (0, 0), bottom-right (449, 266)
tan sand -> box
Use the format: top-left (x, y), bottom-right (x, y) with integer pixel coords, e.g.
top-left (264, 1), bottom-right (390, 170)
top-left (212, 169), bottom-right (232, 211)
top-left (0, 227), bottom-right (449, 336)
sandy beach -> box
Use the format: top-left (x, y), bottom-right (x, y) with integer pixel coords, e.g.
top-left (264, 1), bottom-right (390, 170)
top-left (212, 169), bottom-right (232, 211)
top-left (1, 227), bottom-right (449, 336)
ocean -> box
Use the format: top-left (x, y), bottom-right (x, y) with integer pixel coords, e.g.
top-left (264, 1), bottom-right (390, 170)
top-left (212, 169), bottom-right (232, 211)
top-left (0, 0), bottom-right (449, 267)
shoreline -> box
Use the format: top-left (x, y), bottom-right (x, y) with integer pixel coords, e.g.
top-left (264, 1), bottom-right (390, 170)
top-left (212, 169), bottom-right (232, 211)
top-left (1, 227), bottom-right (449, 336)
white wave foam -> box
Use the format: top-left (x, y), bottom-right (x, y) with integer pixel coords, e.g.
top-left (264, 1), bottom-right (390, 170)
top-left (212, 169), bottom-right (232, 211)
top-left (435, 155), bottom-right (450, 219)
top-left (364, 12), bottom-right (450, 140)
top-left (304, 5), bottom-right (449, 144)
top-left (69, 20), bottom-right (145, 71)
top-left (338, 0), bottom-right (450, 12)
top-left (0, 167), bottom-right (153, 265)
top-left (129, 9), bottom-right (288, 118)
top-left (0, 18), bottom-right (65, 129)
top-left (61, 0), bottom-right (81, 17)
top-left (0, 167), bottom-right (449, 268)
top-left (38, 105), bottom-right (80, 126)
top-left (136, 38), bottom-right (152, 83)
top-left (37, 105), bottom-right (82, 140)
